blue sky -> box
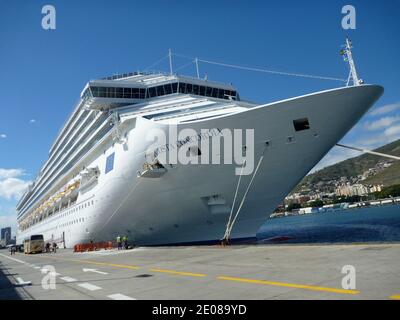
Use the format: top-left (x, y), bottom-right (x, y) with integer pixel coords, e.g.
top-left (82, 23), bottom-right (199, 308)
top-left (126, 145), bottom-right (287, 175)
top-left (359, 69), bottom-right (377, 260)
top-left (1, 0), bottom-right (400, 233)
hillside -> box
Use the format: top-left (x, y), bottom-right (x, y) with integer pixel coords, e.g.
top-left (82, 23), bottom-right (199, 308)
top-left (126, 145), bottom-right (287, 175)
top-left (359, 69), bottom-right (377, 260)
top-left (296, 139), bottom-right (400, 190)
top-left (362, 160), bottom-right (400, 186)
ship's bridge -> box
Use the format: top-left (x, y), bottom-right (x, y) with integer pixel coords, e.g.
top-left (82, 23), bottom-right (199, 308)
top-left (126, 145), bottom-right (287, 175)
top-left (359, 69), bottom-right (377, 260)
top-left (80, 72), bottom-right (239, 110)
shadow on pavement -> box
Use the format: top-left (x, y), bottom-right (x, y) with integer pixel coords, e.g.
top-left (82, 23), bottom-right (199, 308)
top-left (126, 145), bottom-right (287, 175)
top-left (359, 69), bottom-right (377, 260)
top-left (0, 260), bottom-right (22, 300)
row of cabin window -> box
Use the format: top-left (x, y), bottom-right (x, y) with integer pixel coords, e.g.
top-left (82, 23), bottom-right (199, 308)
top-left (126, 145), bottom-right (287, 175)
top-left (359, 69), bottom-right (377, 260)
top-left (87, 83), bottom-right (237, 101)
top-left (56, 200), bottom-right (94, 228)
top-left (22, 199), bottom-right (95, 231)
top-left (59, 216), bottom-right (85, 228)
top-left (61, 200), bottom-right (94, 218)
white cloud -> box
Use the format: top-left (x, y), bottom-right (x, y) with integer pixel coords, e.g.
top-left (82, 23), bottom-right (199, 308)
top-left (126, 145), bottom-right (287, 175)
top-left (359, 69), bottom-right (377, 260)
top-left (29, 119), bottom-right (36, 123)
top-left (369, 102), bottom-right (400, 116)
top-left (0, 178), bottom-right (31, 200)
top-left (0, 134), bottom-right (6, 139)
top-left (310, 146), bottom-right (359, 173)
top-left (0, 168), bottom-right (25, 179)
top-left (0, 169), bottom-right (31, 200)
top-left (384, 124), bottom-right (400, 137)
top-left (364, 115), bottom-right (400, 131)
top-left (0, 210), bottom-right (17, 237)
top-left (347, 124), bottom-right (400, 151)
top-left (356, 136), bottom-right (388, 148)
top-left (304, 101), bottom-right (400, 172)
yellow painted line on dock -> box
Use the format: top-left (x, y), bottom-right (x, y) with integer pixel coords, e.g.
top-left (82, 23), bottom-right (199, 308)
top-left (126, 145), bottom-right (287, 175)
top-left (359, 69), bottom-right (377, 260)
top-left (77, 260), bottom-right (140, 270)
top-left (36, 254), bottom-right (203, 277)
top-left (217, 276), bottom-right (360, 295)
top-left (150, 268), bottom-right (207, 277)
top-left (23, 254), bottom-right (141, 270)
top-left (389, 295), bottom-right (400, 300)
top-left (14, 253), bottom-right (360, 294)
top-left (36, 254), bottom-right (204, 277)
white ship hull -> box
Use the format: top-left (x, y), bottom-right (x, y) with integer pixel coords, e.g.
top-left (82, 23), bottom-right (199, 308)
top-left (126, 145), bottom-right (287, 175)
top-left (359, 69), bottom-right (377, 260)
top-left (17, 84), bottom-right (383, 247)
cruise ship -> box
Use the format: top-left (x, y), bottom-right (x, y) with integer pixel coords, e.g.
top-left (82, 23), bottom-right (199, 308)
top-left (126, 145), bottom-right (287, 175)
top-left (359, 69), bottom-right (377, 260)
top-left (16, 46), bottom-right (383, 247)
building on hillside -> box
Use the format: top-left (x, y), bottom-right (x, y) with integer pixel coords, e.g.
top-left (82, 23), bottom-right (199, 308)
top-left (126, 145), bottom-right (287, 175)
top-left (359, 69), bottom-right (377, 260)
top-left (335, 183), bottom-right (369, 197)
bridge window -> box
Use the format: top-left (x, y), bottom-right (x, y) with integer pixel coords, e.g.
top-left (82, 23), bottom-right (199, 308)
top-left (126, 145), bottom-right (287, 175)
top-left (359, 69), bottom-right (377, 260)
top-left (156, 85), bottom-right (165, 96)
top-left (186, 83), bottom-right (193, 94)
top-left (199, 86), bottom-right (205, 96)
top-left (90, 86), bottom-right (146, 99)
top-left (132, 88), bottom-right (139, 99)
top-left (123, 87), bottom-right (131, 98)
top-left (139, 88), bottom-right (146, 99)
top-left (98, 87), bottom-right (106, 97)
top-left (179, 82), bottom-right (186, 93)
top-left (164, 83), bottom-right (173, 95)
top-left (148, 87), bottom-right (156, 97)
top-left (88, 83), bottom-right (237, 101)
top-left (116, 88), bottom-right (123, 98)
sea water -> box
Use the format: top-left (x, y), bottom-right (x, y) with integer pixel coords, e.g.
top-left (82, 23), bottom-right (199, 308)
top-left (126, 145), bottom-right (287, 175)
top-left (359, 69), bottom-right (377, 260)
top-left (257, 203), bottom-right (400, 244)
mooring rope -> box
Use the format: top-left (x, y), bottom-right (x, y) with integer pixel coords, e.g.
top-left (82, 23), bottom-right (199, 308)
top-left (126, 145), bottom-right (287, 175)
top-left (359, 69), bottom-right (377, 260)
top-left (336, 143), bottom-right (400, 160)
top-left (222, 160), bottom-right (247, 241)
top-left (222, 150), bottom-right (266, 243)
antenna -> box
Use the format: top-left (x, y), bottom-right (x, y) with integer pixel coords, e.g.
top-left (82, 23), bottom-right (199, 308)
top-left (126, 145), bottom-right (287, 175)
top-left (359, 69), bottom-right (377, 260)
top-left (168, 49), bottom-right (173, 75)
top-left (341, 38), bottom-right (363, 86)
top-left (195, 58), bottom-right (200, 79)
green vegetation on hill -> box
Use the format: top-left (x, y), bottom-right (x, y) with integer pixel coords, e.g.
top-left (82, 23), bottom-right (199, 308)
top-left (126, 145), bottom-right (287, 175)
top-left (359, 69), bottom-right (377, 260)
top-left (363, 161), bottom-right (400, 186)
top-left (296, 139), bottom-right (400, 189)
top-left (374, 184), bottom-right (400, 198)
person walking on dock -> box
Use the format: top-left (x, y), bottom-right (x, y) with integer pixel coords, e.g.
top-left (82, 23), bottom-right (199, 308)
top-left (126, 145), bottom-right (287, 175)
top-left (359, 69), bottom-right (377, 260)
top-left (116, 235), bottom-right (122, 250)
top-left (123, 235), bottom-right (128, 250)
